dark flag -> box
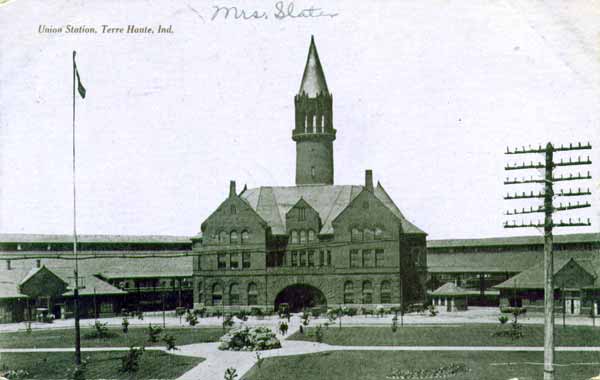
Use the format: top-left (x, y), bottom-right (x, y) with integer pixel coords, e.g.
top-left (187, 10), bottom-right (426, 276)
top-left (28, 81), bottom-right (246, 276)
top-left (75, 64), bottom-right (86, 99)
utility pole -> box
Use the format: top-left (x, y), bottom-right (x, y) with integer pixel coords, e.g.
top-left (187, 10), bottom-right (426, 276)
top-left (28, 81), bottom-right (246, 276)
top-left (504, 142), bottom-right (592, 380)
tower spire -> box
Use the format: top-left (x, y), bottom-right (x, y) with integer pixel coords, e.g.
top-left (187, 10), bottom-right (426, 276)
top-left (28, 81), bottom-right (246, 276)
top-left (293, 36), bottom-right (335, 185)
top-left (298, 35), bottom-right (329, 97)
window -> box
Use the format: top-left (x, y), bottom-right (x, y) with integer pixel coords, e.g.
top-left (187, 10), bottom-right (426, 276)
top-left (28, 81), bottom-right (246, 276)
top-left (362, 249), bottom-right (373, 268)
top-left (197, 281), bottom-right (203, 303)
top-left (230, 231), bottom-right (239, 244)
top-left (230, 205), bottom-right (237, 214)
top-left (291, 230), bottom-right (299, 244)
top-left (299, 250), bottom-right (307, 266)
top-left (374, 227), bottom-right (383, 240)
top-left (327, 250), bottom-right (332, 266)
top-left (299, 208), bottom-right (306, 221)
top-left (375, 249), bottom-right (384, 267)
top-left (319, 250), bottom-right (325, 266)
top-left (241, 230), bottom-right (249, 244)
top-left (300, 230), bottom-right (307, 244)
top-left (351, 228), bottom-right (362, 242)
top-left (364, 229), bottom-right (374, 241)
top-left (350, 249), bottom-right (359, 268)
top-left (344, 281), bottom-right (354, 304)
top-left (212, 283), bottom-right (223, 305)
top-left (230, 252), bottom-right (240, 269)
top-left (362, 201), bottom-right (369, 209)
top-left (242, 251), bottom-right (251, 269)
top-left (362, 281), bottom-right (373, 304)
top-left (380, 281), bottom-right (391, 304)
top-left (308, 230), bottom-right (316, 242)
top-left (219, 231), bottom-right (228, 244)
top-left (217, 253), bottom-right (227, 269)
top-left (291, 251), bottom-right (298, 266)
top-left (248, 283), bottom-right (258, 305)
top-left (229, 283), bottom-right (240, 305)
top-left (311, 167), bottom-right (315, 178)
top-left (100, 303), bottom-right (112, 313)
top-left (308, 250), bottom-right (315, 267)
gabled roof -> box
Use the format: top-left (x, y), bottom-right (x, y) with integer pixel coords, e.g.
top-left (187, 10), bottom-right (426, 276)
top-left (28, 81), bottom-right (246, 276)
top-left (431, 282), bottom-right (472, 296)
top-left (298, 36), bottom-right (329, 97)
top-left (494, 257), bottom-right (596, 289)
top-left (240, 183), bottom-right (425, 235)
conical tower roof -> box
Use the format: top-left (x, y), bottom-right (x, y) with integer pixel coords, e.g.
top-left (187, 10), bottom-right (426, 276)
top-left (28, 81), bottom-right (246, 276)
top-left (298, 36), bottom-right (329, 97)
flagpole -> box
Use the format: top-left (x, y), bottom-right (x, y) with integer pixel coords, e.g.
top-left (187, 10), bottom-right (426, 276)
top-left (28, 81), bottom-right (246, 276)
top-left (72, 50), bottom-right (82, 366)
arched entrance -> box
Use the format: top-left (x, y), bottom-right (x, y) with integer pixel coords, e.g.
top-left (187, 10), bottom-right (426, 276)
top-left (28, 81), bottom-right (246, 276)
top-left (274, 284), bottom-right (327, 313)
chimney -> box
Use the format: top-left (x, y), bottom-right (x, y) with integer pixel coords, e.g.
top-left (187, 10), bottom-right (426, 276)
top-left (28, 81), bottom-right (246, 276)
top-left (365, 170), bottom-right (373, 192)
top-left (6, 260), bottom-right (11, 270)
top-left (36, 259), bottom-right (42, 268)
top-left (229, 180), bottom-right (236, 198)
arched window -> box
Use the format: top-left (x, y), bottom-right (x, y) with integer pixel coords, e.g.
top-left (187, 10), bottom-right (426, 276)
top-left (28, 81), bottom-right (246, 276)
top-left (291, 230), bottom-right (299, 244)
top-left (313, 114), bottom-right (317, 132)
top-left (344, 281), bottom-right (354, 304)
top-left (364, 229), bottom-right (374, 241)
top-left (308, 230), bottom-right (316, 242)
top-left (362, 281), bottom-right (373, 304)
top-left (300, 230), bottom-right (307, 244)
top-left (229, 283), bottom-right (240, 305)
top-left (380, 281), bottom-right (391, 304)
top-left (219, 231), bottom-right (228, 244)
top-left (351, 228), bottom-right (362, 242)
top-left (241, 230), bottom-right (249, 244)
top-left (248, 282), bottom-right (258, 305)
top-left (212, 283), bottom-right (223, 305)
top-left (374, 227), bottom-right (384, 240)
top-left (230, 231), bottom-right (238, 244)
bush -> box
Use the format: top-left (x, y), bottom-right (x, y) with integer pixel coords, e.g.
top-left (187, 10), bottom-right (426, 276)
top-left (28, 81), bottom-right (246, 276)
top-left (121, 318), bottom-right (129, 334)
top-left (3, 369), bottom-right (31, 380)
top-left (314, 324), bottom-right (324, 343)
top-left (235, 310), bottom-right (249, 321)
top-left (250, 307), bottom-right (263, 317)
top-left (301, 311), bottom-right (310, 326)
top-left (223, 315), bottom-right (234, 329)
top-left (498, 315), bottom-right (509, 324)
top-left (185, 310), bottom-right (198, 326)
top-left (218, 326), bottom-right (281, 351)
top-left (163, 334), bottom-right (177, 351)
top-left (120, 346), bottom-right (145, 373)
top-left (224, 367), bottom-right (238, 380)
top-left (213, 309), bottom-right (223, 318)
top-left (346, 307), bottom-right (358, 317)
top-left (84, 321), bottom-right (116, 340)
top-left (193, 307), bottom-right (207, 318)
top-left (147, 323), bottom-right (162, 343)
top-left (391, 315), bottom-right (398, 333)
top-left (428, 305), bottom-right (438, 317)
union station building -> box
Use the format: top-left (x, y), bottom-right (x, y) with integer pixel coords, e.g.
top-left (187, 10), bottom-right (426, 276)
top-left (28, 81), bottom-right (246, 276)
top-left (191, 37), bottom-right (428, 312)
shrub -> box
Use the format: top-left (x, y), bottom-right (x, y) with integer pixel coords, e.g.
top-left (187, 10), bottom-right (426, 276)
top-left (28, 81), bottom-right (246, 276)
top-left (315, 324), bottom-right (324, 343)
top-left (310, 307), bottom-right (321, 318)
top-left (498, 315), bottom-right (509, 324)
top-left (120, 346), bottom-right (145, 373)
top-left (3, 369), bottom-right (31, 380)
top-left (121, 318), bottom-right (129, 334)
top-left (163, 334), bottom-right (177, 351)
top-left (376, 305), bottom-right (385, 317)
top-left (428, 305), bottom-right (438, 317)
top-left (213, 309), bottom-right (223, 318)
top-left (301, 312), bottom-right (310, 326)
top-left (224, 367), bottom-right (238, 380)
top-left (250, 307), bottom-right (263, 317)
top-left (84, 321), bottom-right (116, 340)
top-left (218, 326), bottom-right (281, 351)
top-left (235, 310), bottom-right (249, 321)
top-left (346, 307), bottom-right (358, 317)
top-left (223, 315), bottom-right (234, 330)
top-left (147, 323), bottom-right (162, 343)
top-left (185, 310), bottom-right (198, 326)
top-left (193, 307), bottom-right (207, 318)
top-left (391, 315), bottom-right (398, 333)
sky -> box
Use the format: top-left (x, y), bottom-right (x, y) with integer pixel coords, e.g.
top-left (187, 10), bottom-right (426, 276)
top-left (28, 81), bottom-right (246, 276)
top-left (1, 0), bottom-right (599, 239)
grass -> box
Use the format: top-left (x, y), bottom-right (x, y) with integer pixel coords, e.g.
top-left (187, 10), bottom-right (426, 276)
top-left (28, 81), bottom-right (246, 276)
top-left (0, 326), bottom-right (225, 348)
top-left (289, 324), bottom-right (600, 346)
top-left (243, 350), bottom-right (600, 380)
top-left (0, 350), bottom-right (202, 380)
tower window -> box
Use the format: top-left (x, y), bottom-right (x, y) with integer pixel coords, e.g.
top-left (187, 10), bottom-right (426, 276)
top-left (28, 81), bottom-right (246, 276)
top-left (230, 205), bottom-right (237, 214)
top-left (312, 115), bottom-right (317, 132)
top-left (311, 167), bottom-right (315, 178)
top-left (298, 208), bottom-right (306, 221)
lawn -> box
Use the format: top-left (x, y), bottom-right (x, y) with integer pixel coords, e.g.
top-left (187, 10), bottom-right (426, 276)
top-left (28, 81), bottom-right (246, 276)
top-left (0, 350), bottom-right (202, 380)
top-left (243, 350), bottom-right (600, 380)
top-left (289, 324), bottom-right (600, 346)
top-left (0, 326), bottom-right (225, 348)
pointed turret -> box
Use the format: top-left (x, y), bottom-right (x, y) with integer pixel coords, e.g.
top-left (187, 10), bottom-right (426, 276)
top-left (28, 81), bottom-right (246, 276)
top-left (298, 36), bottom-right (329, 97)
top-left (293, 36), bottom-right (336, 185)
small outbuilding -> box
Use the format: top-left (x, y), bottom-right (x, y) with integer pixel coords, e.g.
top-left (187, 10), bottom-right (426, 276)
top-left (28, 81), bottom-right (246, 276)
top-left (430, 282), bottom-right (473, 311)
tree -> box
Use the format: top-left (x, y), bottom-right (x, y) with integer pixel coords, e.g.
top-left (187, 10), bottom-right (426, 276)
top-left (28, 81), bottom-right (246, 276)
top-left (224, 367), bottom-right (238, 380)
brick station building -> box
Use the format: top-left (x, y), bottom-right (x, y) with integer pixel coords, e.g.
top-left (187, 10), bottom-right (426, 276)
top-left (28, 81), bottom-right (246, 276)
top-left (192, 37), bottom-right (428, 313)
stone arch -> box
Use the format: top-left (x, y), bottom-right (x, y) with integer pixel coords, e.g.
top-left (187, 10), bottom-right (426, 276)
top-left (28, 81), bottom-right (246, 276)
top-left (273, 283), bottom-right (327, 313)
